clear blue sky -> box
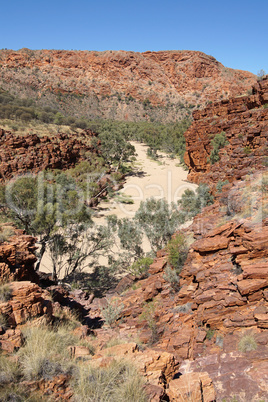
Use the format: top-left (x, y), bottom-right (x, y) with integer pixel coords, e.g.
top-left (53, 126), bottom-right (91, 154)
top-left (1, 0), bottom-right (267, 75)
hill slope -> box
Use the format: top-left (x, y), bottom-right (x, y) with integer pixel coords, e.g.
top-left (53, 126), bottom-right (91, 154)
top-left (0, 49), bottom-right (256, 122)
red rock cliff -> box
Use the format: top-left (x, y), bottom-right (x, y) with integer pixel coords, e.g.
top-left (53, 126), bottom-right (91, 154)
top-left (184, 77), bottom-right (268, 188)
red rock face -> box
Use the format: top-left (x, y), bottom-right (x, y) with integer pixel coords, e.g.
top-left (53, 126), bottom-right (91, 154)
top-left (184, 77), bottom-right (268, 188)
top-left (0, 230), bottom-right (38, 283)
top-left (0, 49), bottom-right (256, 121)
top-left (0, 129), bottom-right (100, 182)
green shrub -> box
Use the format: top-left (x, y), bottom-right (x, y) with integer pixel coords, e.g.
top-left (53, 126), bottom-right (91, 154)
top-left (238, 333), bottom-right (257, 353)
top-left (167, 233), bottom-right (188, 274)
top-left (0, 226), bottom-right (15, 243)
top-left (139, 301), bottom-right (158, 344)
top-left (208, 131), bottom-right (228, 164)
top-left (206, 328), bottom-right (215, 340)
top-left (163, 266), bottom-right (179, 286)
top-left (216, 180), bottom-right (229, 193)
top-left (129, 257), bottom-right (154, 277)
top-left (101, 298), bottom-right (124, 327)
top-left (178, 184), bottom-right (214, 223)
top-left (243, 146), bottom-right (252, 155)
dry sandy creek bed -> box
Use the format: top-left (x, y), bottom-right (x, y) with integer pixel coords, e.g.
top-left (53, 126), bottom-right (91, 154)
top-left (40, 141), bottom-right (197, 275)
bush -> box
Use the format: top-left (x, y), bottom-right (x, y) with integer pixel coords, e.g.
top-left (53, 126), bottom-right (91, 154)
top-left (0, 354), bottom-right (20, 385)
top-left (0, 226), bottom-right (15, 243)
top-left (216, 180), bottom-right (229, 194)
top-left (243, 145), bottom-right (252, 155)
top-left (163, 266), bottom-right (179, 286)
top-left (129, 257), bottom-right (154, 277)
top-left (0, 314), bottom-right (7, 329)
top-left (17, 325), bottom-right (78, 380)
top-left (167, 233), bottom-right (188, 274)
top-left (208, 131), bottom-right (228, 164)
top-left (178, 184), bottom-right (214, 223)
top-left (101, 298), bottom-right (124, 327)
top-left (139, 301), bottom-right (158, 344)
top-left (238, 333), bottom-right (257, 353)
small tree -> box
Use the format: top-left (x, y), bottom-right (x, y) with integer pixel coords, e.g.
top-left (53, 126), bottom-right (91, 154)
top-left (99, 131), bottom-right (135, 171)
top-left (135, 198), bottom-right (181, 252)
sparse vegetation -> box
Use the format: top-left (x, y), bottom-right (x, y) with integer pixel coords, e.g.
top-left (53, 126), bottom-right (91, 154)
top-left (206, 328), bottom-right (215, 340)
top-left (238, 333), bottom-right (257, 353)
top-left (139, 301), bottom-right (159, 344)
top-left (72, 359), bottom-right (147, 402)
top-left (17, 325), bottom-right (77, 380)
top-left (129, 257), bottom-right (154, 277)
top-left (216, 180), bottom-right (229, 193)
top-left (0, 283), bottom-right (12, 302)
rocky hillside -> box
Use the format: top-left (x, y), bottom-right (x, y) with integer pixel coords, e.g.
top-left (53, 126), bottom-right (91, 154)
top-left (0, 128), bottom-right (100, 181)
top-left (184, 76), bottom-right (268, 189)
top-left (0, 49), bottom-right (256, 122)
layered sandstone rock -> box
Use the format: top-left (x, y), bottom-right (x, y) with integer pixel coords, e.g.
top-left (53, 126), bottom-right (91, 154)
top-left (184, 77), bottom-right (268, 188)
top-left (0, 230), bottom-right (38, 283)
top-left (0, 281), bottom-right (52, 328)
top-left (0, 128), bottom-right (100, 182)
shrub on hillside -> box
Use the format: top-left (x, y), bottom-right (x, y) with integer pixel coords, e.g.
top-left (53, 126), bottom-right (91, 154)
top-left (208, 131), bottom-right (228, 164)
top-left (178, 184), bottom-right (214, 223)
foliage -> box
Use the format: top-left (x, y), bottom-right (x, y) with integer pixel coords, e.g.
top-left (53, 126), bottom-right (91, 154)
top-left (0, 225), bottom-right (15, 243)
top-left (163, 266), bottom-right (179, 286)
top-left (0, 314), bottom-right (7, 329)
top-left (238, 333), bottom-right (257, 353)
top-left (135, 198), bottom-right (181, 252)
top-left (0, 353), bottom-right (20, 385)
top-left (206, 328), bottom-right (215, 340)
top-left (0, 172), bottom-right (115, 279)
top-left (178, 184), bottom-right (214, 223)
top-left (243, 145), bottom-right (252, 155)
top-left (128, 257), bottom-right (154, 277)
top-left (166, 233), bottom-right (188, 274)
top-left (208, 131), bottom-right (228, 164)
top-left (101, 298), bottom-right (124, 327)
top-left (139, 301), bottom-right (158, 343)
top-left (216, 180), bottom-right (229, 194)
top-left (99, 131), bottom-right (135, 171)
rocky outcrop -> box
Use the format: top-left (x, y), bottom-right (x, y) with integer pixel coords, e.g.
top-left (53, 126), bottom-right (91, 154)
top-left (0, 281), bottom-right (52, 328)
top-left (0, 229), bottom-right (38, 283)
top-left (184, 77), bottom-right (268, 188)
top-left (0, 49), bottom-right (256, 122)
top-left (87, 172), bottom-right (268, 400)
top-left (0, 128), bottom-right (100, 182)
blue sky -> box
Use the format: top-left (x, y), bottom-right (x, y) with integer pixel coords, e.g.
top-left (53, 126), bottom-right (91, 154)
top-left (1, 0), bottom-right (267, 75)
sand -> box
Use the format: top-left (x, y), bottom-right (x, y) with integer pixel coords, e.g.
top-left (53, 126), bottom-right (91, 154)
top-left (39, 141), bottom-right (197, 275)
top-left (93, 141), bottom-right (197, 222)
